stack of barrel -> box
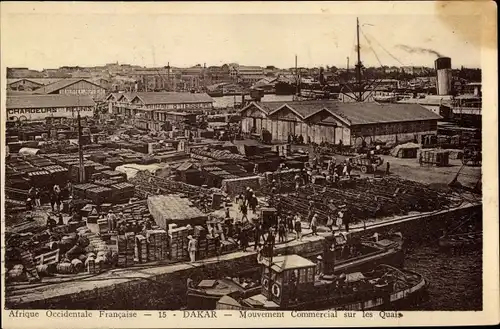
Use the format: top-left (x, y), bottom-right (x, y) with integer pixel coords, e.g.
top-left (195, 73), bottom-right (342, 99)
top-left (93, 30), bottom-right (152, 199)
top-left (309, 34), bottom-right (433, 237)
top-left (168, 227), bottom-right (189, 261)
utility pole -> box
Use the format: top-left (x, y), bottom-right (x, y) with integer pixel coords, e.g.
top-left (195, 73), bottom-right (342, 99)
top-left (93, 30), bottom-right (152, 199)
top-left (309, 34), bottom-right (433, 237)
top-left (77, 109), bottom-right (85, 183)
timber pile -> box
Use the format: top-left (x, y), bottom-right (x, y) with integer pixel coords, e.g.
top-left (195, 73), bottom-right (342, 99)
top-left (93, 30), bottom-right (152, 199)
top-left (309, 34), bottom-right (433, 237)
top-left (267, 177), bottom-right (455, 224)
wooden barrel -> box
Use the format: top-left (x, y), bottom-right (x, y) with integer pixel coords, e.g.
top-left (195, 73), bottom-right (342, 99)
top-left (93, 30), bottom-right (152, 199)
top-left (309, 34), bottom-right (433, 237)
top-left (36, 264), bottom-right (56, 277)
top-left (56, 262), bottom-right (75, 274)
top-left (71, 259), bottom-right (84, 272)
top-left (85, 256), bottom-right (96, 274)
top-left (95, 256), bottom-right (104, 272)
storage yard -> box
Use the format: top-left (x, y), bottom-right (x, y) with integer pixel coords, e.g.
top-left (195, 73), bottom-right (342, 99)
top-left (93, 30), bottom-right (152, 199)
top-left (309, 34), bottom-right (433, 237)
top-left (4, 73), bottom-right (482, 310)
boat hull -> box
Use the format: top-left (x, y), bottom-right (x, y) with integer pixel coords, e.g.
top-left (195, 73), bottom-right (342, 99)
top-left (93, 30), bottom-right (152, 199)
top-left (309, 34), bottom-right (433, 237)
top-left (187, 248), bottom-right (404, 310)
top-left (219, 269), bottom-right (429, 311)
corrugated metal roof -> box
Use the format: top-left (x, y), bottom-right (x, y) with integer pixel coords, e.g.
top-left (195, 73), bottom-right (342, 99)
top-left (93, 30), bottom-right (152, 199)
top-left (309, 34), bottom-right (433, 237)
top-left (33, 78), bottom-right (105, 94)
top-left (243, 101), bottom-right (442, 126)
top-left (133, 92), bottom-right (214, 105)
top-left (7, 78), bottom-right (63, 86)
top-left (6, 95), bottom-right (96, 109)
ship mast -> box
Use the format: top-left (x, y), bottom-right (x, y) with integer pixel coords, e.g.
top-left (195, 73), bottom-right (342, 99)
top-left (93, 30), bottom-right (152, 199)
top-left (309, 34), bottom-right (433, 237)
top-left (355, 17), bottom-right (363, 102)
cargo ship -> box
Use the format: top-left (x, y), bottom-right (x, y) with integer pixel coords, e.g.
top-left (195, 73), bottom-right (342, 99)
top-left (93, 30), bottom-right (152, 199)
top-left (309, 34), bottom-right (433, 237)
top-left (186, 232), bottom-right (404, 309)
top-left (216, 255), bottom-right (428, 310)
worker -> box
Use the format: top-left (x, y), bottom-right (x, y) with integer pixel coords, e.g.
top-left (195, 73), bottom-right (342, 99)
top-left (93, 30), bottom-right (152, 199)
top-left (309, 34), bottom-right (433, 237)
top-left (107, 210), bottom-right (117, 232)
top-left (342, 161), bottom-right (348, 177)
top-left (58, 213), bottom-right (64, 226)
top-left (49, 191), bottom-right (56, 212)
top-left (254, 220), bottom-right (263, 250)
top-left (46, 215), bottom-right (56, 230)
top-left (386, 161), bottom-right (390, 176)
top-left (278, 218), bottom-right (286, 243)
top-left (240, 201), bottom-right (248, 222)
top-left (253, 163), bottom-right (259, 174)
top-left (187, 235), bottom-right (197, 262)
top-left (294, 174), bottom-right (301, 192)
top-left (310, 214), bottom-right (319, 236)
top-left (307, 201), bottom-right (315, 224)
top-left (336, 208), bottom-right (344, 232)
top-left (28, 187), bottom-right (36, 208)
top-left (343, 207), bottom-right (351, 232)
top-left (326, 213), bottom-right (334, 232)
top-left (294, 216), bottom-right (302, 241)
top-left (225, 207), bottom-right (231, 219)
top-left (25, 197), bottom-right (33, 211)
top-left (249, 193), bottom-right (258, 214)
top-left (34, 188), bottom-right (41, 207)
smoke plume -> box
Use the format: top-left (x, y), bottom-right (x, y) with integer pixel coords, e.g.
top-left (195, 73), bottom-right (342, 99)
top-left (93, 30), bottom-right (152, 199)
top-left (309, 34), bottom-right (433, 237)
top-left (396, 44), bottom-right (444, 58)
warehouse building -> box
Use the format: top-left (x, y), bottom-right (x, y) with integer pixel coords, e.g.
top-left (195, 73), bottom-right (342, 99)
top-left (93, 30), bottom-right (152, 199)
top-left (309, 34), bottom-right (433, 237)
top-left (7, 78), bottom-right (63, 91)
top-left (110, 92), bottom-right (213, 116)
top-left (6, 94), bottom-right (96, 122)
top-left (109, 92), bottom-right (213, 131)
top-left (239, 100), bottom-right (442, 146)
top-left (33, 78), bottom-right (107, 101)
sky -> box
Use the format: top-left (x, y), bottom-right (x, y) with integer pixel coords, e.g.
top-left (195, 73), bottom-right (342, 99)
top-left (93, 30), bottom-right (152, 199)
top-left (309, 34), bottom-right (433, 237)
top-left (0, 2), bottom-right (485, 70)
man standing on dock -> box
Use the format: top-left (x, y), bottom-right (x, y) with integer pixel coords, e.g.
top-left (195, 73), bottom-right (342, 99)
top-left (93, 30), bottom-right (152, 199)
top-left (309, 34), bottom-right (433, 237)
top-left (188, 235), bottom-right (197, 262)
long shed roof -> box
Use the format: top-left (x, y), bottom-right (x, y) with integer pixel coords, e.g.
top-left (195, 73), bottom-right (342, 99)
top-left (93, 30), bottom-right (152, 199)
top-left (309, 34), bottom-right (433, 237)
top-left (241, 100), bottom-right (442, 126)
top-left (132, 92), bottom-right (214, 105)
top-left (6, 95), bottom-right (96, 109)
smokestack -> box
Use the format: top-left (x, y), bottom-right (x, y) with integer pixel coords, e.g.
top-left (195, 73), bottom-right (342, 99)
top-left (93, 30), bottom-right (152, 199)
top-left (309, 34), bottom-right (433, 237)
top-left (435, 57), bottom-right (452, 95)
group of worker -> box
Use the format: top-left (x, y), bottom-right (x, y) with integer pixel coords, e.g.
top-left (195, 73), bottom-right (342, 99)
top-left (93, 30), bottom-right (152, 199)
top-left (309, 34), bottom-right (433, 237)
top-left (26, 182), bottom-right (72, 213)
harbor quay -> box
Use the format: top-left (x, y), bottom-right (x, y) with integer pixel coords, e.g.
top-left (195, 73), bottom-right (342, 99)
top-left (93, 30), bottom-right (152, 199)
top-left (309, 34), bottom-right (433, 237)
top-left (5, 202), bottom-right (479, 310)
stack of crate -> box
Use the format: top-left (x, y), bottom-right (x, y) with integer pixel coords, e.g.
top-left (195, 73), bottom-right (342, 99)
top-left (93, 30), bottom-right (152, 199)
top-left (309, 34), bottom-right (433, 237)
top-left (116, 234), bottom-right (128, 267)
top-left (194, 226), bottom-right (207, 260)
top-left (168, 227), bottom-right (189, 261)
top-left (125, 232), bottom-right (135, 266)
top-left (135, 235), bottom-right (148, 263)
top-left (206, 235), bottom-right (217, 258)
top-left (97, 218), bottom-right (108, 234)
top-left (115, 233), bottom-right (136, 267)
top-left (146, 229), bottom-right (168, 261)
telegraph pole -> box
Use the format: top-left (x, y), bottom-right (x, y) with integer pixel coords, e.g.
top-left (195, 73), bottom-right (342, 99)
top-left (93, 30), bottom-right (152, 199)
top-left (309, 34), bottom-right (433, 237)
top-left (77, 110), bottom-right (85, 183)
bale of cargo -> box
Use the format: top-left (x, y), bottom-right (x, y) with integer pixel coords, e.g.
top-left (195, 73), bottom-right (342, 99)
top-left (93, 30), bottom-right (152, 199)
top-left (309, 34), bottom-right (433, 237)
top-left (8, 265), bottom-right (27, 282)
top-left (147, 195), bottom-right (207, 230)
top-left (66, 245), bottom-right (84, 260)
top-left (56, 262), bottom-right (75, 274)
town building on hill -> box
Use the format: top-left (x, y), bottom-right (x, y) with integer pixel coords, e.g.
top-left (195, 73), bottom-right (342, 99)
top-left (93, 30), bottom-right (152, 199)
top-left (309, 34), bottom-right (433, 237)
top-left (239, 100), bottom-right (442, 146)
